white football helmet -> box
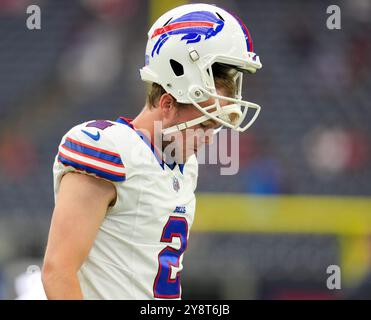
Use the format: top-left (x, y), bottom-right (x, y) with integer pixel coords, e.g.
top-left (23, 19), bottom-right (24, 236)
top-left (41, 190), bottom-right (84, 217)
top-left (140, 3), bottom-right (262, 134)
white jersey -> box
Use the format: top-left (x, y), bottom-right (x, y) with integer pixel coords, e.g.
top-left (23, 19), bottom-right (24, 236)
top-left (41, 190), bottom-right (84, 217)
top-left (53, 117), bottom-right (198, 299)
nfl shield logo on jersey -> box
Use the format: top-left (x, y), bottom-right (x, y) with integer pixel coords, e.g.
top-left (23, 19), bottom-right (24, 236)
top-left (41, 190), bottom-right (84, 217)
top-left (172, 176), bottom-right (180, 192)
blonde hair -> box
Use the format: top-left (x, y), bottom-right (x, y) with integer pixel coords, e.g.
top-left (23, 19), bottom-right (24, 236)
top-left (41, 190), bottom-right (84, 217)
top-left (146, 63), bottom-right (236, 109)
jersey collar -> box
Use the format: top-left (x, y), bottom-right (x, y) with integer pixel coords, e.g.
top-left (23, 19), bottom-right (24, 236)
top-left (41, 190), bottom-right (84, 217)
top-left (115, 117), bottom-right (184, 174)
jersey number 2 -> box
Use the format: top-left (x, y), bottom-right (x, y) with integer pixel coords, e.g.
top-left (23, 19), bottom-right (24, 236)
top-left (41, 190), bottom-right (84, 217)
top-left (153, 216), bottom-right (188, 299)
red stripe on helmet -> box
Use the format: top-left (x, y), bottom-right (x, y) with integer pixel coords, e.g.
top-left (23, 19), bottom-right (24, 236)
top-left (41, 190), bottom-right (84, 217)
top-left (151, 21), bottom-right (214, 38)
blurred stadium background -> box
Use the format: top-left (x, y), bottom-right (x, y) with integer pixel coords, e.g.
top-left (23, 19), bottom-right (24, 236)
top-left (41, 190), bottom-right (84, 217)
top-left (0, 0), bottom-right (371, 299)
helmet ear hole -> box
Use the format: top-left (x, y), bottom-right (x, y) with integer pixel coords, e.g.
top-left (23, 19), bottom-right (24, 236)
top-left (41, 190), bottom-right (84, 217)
top-left (169, 59), bottom-right (184, 76)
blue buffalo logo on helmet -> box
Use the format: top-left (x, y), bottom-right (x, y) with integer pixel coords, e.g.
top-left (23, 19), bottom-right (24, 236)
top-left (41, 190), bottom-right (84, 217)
top-left (150, 11), bottom-right (224, 57)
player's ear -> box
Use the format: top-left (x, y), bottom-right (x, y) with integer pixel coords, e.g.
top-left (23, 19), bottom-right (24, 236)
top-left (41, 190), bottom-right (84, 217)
top-left (158, 93), bottom-right (177, 118)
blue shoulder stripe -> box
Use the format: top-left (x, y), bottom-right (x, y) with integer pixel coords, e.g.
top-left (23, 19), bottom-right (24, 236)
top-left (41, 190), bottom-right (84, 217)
top-left (58, 155), bottom-right (126, 182)
top-left (63, 139), bottom-right (123, 166)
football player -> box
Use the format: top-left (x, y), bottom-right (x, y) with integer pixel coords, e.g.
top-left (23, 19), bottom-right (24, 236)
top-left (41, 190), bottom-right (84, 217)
top-left (42, 3), bottom-right (262, 299)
